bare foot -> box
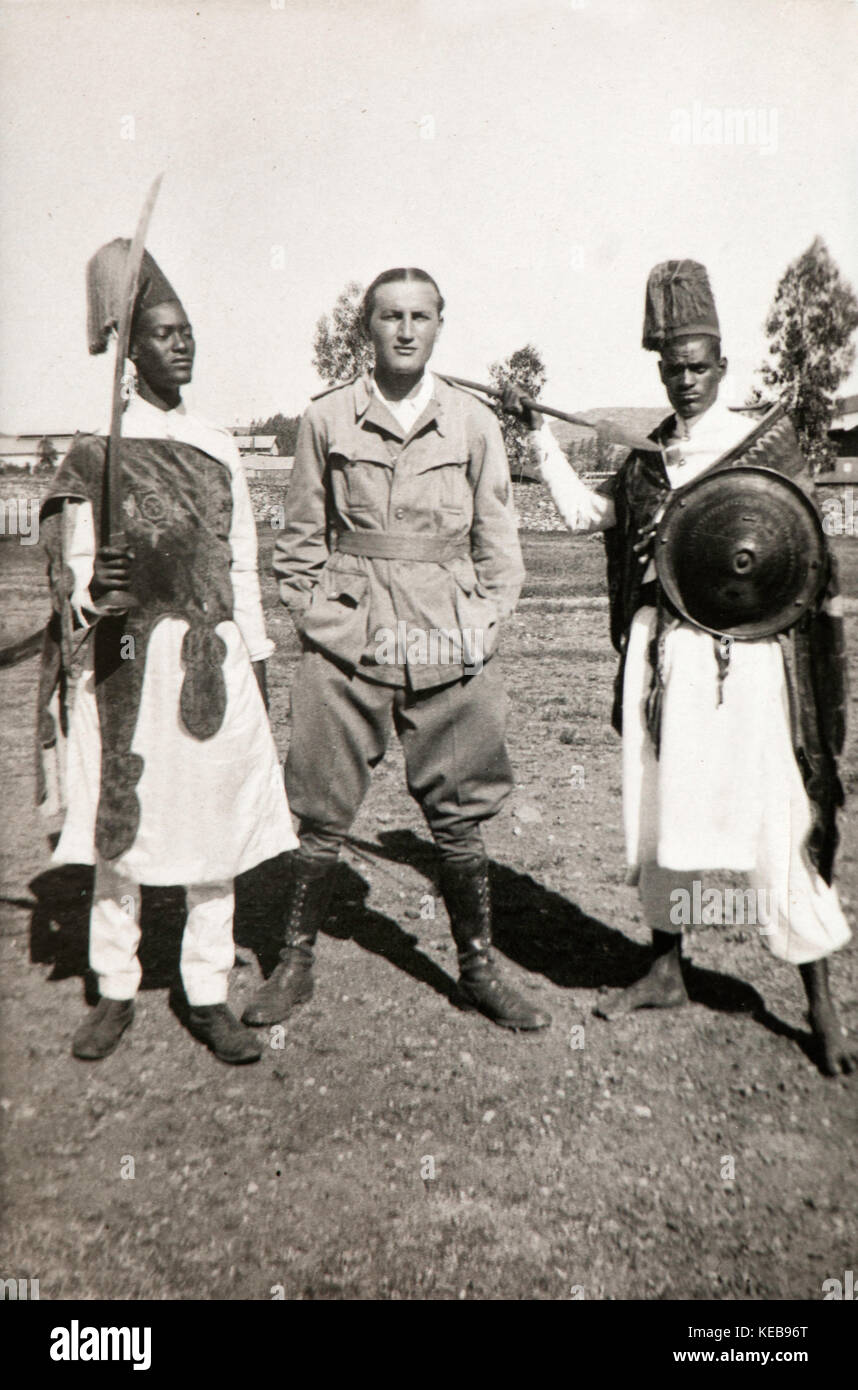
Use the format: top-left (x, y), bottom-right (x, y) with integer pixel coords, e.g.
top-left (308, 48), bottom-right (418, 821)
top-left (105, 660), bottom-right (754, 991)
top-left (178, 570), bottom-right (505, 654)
top-left (595, 952), bottom-right (688, 1020)
top-left (809, 1003), bottom-right (857, 1077)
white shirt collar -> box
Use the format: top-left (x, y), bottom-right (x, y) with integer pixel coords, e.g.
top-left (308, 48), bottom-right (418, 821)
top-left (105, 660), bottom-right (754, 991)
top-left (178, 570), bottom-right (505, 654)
top-left (121, 394), bottom-right (186, 427)
top-left (372, 371), bottom-right (435, 433)
top-left (664, 394), bottom-right (755, 487)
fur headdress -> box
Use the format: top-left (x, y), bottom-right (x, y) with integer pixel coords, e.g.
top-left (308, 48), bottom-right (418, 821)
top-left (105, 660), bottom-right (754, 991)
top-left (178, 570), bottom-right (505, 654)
top-left (642, 260), bottom-right (720, 352)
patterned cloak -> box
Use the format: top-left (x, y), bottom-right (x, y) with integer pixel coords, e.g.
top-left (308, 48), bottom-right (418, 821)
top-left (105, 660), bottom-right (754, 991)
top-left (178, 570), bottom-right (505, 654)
top-left (38, 434), bottom-right (235, 861)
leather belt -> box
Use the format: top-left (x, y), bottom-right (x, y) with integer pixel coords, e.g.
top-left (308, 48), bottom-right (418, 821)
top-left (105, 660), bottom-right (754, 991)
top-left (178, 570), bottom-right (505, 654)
top-left (332, 531), bottom-right (469, 562)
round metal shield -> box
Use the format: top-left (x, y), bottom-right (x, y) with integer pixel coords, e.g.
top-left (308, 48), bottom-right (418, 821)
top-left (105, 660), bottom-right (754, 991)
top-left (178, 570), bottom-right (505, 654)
top-left (655, 466), bottom-right (826, 639)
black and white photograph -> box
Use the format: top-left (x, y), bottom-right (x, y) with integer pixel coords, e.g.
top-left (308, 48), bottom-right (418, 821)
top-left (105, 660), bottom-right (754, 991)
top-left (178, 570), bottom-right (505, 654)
top-left (0, 0), bottom-right (856, 1342)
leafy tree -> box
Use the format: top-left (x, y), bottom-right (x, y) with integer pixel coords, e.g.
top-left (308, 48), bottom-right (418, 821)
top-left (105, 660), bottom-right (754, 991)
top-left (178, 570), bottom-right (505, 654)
top-left (757, 236), bottom-right (858, 472)
top-left (566, 437), bottom-right (595, 470)
top-left (487, 344), bottom-right (547, 480)
top-left (312, 281), bottom-right (373, 385)
top-left (34, 437), bottom-right (58, 476)
top-left (565, 435), bottom-right (621, 475)
top-left (248, 412), bottom-right (302, 456)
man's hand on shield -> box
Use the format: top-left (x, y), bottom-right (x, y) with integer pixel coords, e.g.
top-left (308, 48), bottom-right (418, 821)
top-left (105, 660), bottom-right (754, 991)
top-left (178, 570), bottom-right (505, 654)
top-left (632, 503), bottom-right (667, 566)
top-left (632, 525), bottom-right (658, 566)
top-left (90, 545), bottom-right (134, 602)
top-left (500, 383), bottom-right (543, 432)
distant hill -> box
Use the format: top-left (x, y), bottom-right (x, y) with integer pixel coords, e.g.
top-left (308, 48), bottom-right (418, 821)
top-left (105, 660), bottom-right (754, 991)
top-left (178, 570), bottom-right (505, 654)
top-left (547, 406), bottom-right (668, 452)
top-left (508, 405), bottom-right (668, 481)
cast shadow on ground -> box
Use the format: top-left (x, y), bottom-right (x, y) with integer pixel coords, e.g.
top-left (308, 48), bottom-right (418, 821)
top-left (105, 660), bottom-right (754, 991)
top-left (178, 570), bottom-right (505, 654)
top-left (18, 833), bottom-right (816, 1066)
top-left (327, 830), bottom-right (817, 1065)
top-left (25, 862), bottom-right (188, 1007)
top-left (233, 848), bottom-right (459, 1007)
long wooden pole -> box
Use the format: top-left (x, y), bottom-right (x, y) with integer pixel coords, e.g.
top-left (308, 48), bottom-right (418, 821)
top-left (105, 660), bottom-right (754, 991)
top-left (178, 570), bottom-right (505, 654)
top-left (98, 173), bottom-right (164, 614)
top-left (442, 374), bottom-right (659, 454)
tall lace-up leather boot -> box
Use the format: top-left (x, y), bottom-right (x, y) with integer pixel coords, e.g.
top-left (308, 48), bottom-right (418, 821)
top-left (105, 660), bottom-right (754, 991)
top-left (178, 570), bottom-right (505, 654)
top-left (439, 859), bottom-right (551, 1031)
top-left (242, 856), bottom-right (336, 1026)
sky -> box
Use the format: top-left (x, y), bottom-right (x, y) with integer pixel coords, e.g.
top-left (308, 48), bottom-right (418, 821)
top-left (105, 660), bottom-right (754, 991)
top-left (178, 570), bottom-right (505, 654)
top-left (1, 0), bottom-right (856, 432)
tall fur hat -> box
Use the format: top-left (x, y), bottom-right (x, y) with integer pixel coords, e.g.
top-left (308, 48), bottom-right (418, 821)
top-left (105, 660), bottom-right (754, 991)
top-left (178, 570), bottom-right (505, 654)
top-left (642, 260), bottom-right (720, 352)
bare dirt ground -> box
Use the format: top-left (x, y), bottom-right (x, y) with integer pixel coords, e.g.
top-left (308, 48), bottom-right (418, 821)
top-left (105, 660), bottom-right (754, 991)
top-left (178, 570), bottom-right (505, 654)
top-left (1, 530), bottom-right (856, 1301)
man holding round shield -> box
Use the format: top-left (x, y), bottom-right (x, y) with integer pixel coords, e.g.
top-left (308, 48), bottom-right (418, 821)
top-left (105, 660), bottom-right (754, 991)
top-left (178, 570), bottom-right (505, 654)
top-left (504, 259), bottom-right (854, 1075)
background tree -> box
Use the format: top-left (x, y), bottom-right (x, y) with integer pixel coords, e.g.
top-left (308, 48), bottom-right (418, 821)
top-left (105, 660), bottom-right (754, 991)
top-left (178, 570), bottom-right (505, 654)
top-left (248, 412), bottom-right (302, 456)
top-left (757, 236), bottom-right (858, 472)
top-left (312, 280), bottom-right (373, 386)
top-left (34, 437), bottom-right (58, 476)
top-left (487, 344), bottom-right (547, 481)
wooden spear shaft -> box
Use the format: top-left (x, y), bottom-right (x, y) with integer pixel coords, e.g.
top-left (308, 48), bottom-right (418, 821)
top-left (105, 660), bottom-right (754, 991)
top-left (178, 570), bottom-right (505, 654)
top-left (97, 173), bottom-right (164, 615)
top-left (442, 374), bottom-right (659, 454)
top-left (106, 173), bottom-right (163, 540)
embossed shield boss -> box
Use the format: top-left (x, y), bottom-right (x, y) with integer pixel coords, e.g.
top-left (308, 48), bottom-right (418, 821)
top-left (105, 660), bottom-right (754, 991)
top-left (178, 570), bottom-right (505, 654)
top-left (655, 466), bottom-right (827, 639)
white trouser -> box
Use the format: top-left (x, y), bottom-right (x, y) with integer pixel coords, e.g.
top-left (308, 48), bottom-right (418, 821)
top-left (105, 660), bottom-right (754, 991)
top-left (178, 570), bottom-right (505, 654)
top-left (90, 858), bottom-right (235, 1005)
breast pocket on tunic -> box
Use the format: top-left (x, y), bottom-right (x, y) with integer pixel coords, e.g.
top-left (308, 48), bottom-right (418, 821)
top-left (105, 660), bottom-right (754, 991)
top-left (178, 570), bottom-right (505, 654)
top-left (412, 455), bottom-right (473, 527)
top-left (328, 444), bottom-right (391, 519)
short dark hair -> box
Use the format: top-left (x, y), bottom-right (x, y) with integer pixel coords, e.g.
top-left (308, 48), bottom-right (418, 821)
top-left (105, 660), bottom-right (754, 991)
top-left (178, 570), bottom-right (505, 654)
top-left (362, 267), bottom-right (445, 326)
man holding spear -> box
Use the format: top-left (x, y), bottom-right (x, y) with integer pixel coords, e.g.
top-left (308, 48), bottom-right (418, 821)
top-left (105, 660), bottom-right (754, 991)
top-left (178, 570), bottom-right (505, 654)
top-left (38, 202), bottom-right (298, 1064)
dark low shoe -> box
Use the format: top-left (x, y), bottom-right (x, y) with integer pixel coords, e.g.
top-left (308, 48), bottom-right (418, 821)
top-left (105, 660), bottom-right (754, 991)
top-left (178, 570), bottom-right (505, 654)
top-left (72, 997), bottom-right (135, 1060)
top-left (188, 1003), bottom-right (263, 1064)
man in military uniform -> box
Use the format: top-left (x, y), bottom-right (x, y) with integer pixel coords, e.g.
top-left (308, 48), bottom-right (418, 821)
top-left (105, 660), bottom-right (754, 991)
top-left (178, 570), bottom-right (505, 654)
top-left (243, 267), bottom-right (550, 1033)
top-left (504, 260), bottom-right (855, 1076)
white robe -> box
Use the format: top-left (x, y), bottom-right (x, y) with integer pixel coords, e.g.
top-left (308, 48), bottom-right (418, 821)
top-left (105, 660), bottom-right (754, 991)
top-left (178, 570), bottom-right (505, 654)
top-left (49, 394), bottom-right (298, 885)
top-left (530, 401), bottom-right (851, 964)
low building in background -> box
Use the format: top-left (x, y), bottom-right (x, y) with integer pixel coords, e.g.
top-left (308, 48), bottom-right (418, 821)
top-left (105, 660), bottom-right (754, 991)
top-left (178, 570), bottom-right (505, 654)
top-left (229, 431), bottom-right (279, 457)
top-left (829, 393), bottom-right (858, 466)
top-left (0, 433), bottom-right (77, 473)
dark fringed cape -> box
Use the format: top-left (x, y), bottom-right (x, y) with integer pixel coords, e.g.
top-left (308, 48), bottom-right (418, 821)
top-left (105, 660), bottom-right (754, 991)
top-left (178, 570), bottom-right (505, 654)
top-left (603, 404), bottom-right (847, 884)
top-left (37, 434), bottom-right (235, 861)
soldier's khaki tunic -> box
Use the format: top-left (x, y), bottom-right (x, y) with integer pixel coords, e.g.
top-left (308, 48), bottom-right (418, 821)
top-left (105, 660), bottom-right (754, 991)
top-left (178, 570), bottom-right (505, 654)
top-left (273, 372), bottom-right (524, 854)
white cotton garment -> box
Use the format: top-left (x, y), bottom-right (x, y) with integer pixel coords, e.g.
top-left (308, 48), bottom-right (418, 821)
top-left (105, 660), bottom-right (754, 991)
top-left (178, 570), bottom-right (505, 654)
top-left (529, 395), bottom-right (851, 965)
top-left (622, 611), bottom-right (790, 871)
top-left (624, 607), bottom-right (851, 965)
top-left (50, 395), bottom-right (298, 883)
top-left (89, 858), bottom-right (236, 1004)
